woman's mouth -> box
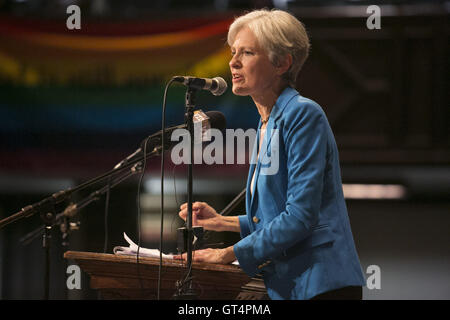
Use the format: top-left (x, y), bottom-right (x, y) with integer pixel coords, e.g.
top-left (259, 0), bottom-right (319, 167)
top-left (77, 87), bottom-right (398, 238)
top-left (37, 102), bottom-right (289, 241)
top-left (232, 74), bottom-right (243, 83)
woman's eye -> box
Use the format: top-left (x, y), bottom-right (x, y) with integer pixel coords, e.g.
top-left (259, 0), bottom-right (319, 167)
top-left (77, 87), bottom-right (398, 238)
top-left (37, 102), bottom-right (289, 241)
top-left (244, 51), bottom-right (254, 55)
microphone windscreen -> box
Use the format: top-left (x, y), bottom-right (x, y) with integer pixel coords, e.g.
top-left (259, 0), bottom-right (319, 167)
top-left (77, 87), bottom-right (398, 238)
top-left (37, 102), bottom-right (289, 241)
top-left (205, 111), bottom-right (226, 131)
top-left (212, 77), bottom-right (228, 96)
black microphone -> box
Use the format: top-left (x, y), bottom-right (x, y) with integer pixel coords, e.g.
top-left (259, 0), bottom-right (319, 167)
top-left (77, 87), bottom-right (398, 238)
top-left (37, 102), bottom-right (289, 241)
top-left (114, 111), bottom-right (226, 169)
top-left (142, 110), bottom-right (226, 147)
top-left (173, 76), bottom-right (227, 96)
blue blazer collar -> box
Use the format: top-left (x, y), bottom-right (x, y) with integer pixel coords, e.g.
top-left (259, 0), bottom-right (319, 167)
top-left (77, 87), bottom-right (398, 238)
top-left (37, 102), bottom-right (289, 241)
top-left (271, 86), bottom-right (300, 122)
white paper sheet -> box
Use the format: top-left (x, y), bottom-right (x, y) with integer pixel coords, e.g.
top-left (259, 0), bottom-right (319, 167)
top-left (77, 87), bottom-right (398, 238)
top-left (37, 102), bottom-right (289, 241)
top-left (113, 232), bottom-right (174, 259)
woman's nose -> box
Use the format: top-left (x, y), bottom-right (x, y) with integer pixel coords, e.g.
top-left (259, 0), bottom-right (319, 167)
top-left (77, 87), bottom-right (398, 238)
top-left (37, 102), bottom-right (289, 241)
top-left (229, 55), bottom-right (241, 69)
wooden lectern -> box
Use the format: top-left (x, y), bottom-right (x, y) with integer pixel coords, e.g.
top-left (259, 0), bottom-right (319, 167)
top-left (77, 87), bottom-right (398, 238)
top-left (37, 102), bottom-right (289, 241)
top-left (64, 251), bottom-right (267, 300)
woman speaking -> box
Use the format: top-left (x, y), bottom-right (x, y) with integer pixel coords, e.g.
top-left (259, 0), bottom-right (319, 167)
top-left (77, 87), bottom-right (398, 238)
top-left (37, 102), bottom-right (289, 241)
top-left (177, 9), bottom-right (365, 300)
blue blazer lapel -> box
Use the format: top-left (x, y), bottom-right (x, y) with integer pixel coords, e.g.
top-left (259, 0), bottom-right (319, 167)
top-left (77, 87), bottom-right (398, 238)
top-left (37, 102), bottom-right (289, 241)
top-left (246, 86), bottom-right (299, 215)
top-left (248, 117), bottom-right (277, 214)
top-left (246, 121), bottom-right (260, 215)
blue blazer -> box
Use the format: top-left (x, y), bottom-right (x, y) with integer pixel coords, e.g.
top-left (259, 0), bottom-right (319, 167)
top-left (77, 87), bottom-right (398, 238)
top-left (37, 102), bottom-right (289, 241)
top-left (233, 87), bottom-right (365, 300)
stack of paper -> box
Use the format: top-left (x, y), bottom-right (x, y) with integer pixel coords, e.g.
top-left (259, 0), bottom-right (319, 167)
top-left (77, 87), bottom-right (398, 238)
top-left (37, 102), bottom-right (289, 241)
top-left (113, 232), bottom-right (239, 266)
top-left (113, 232), bottom-right (174, 259)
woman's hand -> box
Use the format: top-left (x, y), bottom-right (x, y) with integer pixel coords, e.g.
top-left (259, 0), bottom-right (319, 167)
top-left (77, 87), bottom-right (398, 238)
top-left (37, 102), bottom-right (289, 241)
top-left (178, 202), bottom-right (223, 231)
top-left (178, 202), bottom-right (241, 233)
top-left (174, 246), bottom-right (236, 265)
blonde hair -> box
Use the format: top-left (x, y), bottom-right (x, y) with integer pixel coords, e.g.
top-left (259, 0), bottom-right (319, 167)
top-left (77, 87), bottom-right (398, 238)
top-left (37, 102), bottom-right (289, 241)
top-left (227, 9), bottom-right (310, 87)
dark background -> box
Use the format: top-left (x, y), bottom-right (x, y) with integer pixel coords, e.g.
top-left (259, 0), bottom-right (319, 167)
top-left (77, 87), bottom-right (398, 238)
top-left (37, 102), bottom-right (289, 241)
top-left (0, 0), bottom-right (448, 300)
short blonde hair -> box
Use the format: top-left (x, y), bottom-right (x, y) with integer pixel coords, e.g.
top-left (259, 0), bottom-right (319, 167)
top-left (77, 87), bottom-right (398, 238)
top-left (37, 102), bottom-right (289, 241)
top-left (227, 9), bottom-right (310, 87)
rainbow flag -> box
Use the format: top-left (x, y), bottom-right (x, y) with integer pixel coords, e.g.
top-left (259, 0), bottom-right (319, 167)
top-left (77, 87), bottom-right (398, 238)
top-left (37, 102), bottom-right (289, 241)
top-left (0, 15), bottom-right (234, 86)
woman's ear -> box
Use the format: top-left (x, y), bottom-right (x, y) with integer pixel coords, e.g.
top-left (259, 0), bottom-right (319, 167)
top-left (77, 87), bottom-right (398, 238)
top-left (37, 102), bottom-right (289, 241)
top-left (277, 54), bottom-right (293, 76)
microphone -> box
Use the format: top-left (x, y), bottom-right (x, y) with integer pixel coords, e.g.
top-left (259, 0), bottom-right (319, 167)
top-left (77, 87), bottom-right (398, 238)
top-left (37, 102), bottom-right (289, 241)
top-left (173, 76), bottom-right (228, 96)
top-left (114, 111), bottom-right (226, 169)
top-left (142, 110), bottom-right (226, 148)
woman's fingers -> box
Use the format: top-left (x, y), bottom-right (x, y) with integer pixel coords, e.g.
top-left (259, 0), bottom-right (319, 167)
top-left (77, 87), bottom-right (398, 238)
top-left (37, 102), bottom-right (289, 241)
top-left (178, 208), bottom-right (202, 226)
top-left (180, 202), bottom-right (207, 211)
top-left (179, 202), bottom-right (204, 221)
top-left (178, 201), bottom-right (219, 230)
top-left (173, 253), bottom-right (184, 261)
top-left (173, 249), bottom-right (214, 263)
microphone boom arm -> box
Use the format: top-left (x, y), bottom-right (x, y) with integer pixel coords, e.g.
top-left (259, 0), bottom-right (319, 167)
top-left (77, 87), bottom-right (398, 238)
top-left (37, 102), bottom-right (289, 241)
top-left (19, 162), bottom-right (143, 246)
top-left (0, 146), bottom-right (161, 230)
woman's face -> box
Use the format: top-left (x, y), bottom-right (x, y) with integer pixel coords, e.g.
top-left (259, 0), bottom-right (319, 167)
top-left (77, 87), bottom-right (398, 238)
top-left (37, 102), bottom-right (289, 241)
top-left (229, 27), bottom-right (280, 99)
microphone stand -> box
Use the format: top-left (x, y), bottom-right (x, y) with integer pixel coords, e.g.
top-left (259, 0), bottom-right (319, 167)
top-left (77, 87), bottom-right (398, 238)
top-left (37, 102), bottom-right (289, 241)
top-left (19, 163), bottom-right (143, 247)
top-left (0, 147), bottom-right (161, 231)
top-left (0, 145), bottom-right (160, 300)
top-left (173, 87), bottom-right (202, 299)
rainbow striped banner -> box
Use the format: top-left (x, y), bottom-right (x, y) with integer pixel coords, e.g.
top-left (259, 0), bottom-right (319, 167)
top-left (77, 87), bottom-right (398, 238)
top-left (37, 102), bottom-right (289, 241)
top-left (0, 15), bottom-right (234, 86)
